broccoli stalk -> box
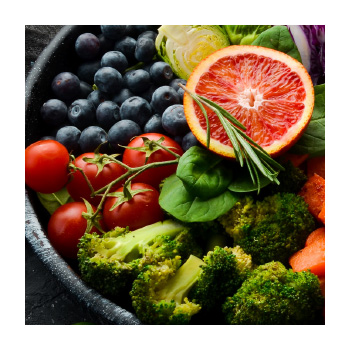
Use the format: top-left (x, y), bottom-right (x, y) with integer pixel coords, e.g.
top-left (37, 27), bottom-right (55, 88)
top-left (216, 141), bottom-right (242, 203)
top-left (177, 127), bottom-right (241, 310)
top-left (78, 220), bottom-right (203, 298)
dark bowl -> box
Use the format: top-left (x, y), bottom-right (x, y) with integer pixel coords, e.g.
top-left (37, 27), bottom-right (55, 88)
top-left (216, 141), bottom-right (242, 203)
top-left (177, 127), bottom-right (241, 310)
top-left (25, 25), bottom-right (141, 325)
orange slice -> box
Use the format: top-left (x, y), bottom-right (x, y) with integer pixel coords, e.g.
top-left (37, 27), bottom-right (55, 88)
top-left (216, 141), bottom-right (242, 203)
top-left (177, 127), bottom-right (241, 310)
top-left (183, 45), bottom-right (314, 158)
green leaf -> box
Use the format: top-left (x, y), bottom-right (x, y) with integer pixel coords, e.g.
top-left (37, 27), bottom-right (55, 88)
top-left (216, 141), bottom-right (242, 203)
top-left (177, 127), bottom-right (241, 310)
top-left (290, 84), bottom-right (325, 157)
top-left (159, 174), bottom-right (240, 222)
top-left (176, 146), bottom-right (233, 199)
top-left (228, 164), bottom-right (273, 193)
top-left (223, 25), bottom-right (272, 45)
top-left (37, 187), bottom-right (72, 215)
top-left (252, 25), bottom-right (302, 62)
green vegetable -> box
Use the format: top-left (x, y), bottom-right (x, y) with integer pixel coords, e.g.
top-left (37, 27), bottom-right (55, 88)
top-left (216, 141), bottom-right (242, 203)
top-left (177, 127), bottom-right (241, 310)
top-left (155, 25), bottom-right (230, 80)
top-left (130, 246), bottom-right (253, 324)
top-left (223, 25), bottom-right (272, 45)
top-left (36, 187), bottom-right (72, 215)
top-left (77, 220), bottom-right (203, 297)
top-left (218, 193), bottom-right (316, 265)
top-left (290, 84), bottom-right (325, 157)
top-left (252, 25), bottom-right (302, 62)
top-left (176, 146), bottom-right (233, 199)
top-left (159, 174), bottom-right (240, 222)
top-left (222, 261), bottom-right (325, 325)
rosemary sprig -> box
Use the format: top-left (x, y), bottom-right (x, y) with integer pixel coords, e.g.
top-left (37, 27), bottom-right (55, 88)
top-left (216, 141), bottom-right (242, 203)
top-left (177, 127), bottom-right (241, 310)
top-left (180, 84), bottom-right (284, 191)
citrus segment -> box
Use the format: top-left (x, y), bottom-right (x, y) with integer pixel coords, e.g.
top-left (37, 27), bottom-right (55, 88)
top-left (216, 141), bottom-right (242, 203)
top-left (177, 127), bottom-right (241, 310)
top-left (183, 45), bottom-right (314, 158)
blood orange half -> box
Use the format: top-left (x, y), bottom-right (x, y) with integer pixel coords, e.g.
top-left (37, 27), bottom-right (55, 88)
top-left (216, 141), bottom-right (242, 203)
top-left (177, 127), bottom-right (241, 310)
top-left (183, 45), bottom-right (314, 158)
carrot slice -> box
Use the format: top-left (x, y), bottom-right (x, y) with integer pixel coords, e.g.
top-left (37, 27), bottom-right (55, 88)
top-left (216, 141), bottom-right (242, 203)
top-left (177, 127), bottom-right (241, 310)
top-left (289, 233), bottom-right (325, 278)
top-left (305, 227), bottom-right (325, 246)
top-left (318, 202), bottom-right (325, 225)
top-left (307, 156), bottom-right (325, 179)
top-left (298, 173), bottom-right (325, 219)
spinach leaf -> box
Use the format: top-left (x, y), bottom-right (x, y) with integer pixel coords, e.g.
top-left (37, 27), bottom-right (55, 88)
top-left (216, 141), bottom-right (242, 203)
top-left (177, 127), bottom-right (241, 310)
top-left (223, 25), bottom-right (272, 45)
top-left (176, 146), bottom-right (233, 199)
top-left (37, 187), bottom-right (72, 215)
top-left (159, 174), bottom-right (240, 222)
top-left (290, 84), bottom-right (325, 157)
top-left (252, 25), bottom-right (302, 62)
top-left (228, 165), bottom-right (273, 193)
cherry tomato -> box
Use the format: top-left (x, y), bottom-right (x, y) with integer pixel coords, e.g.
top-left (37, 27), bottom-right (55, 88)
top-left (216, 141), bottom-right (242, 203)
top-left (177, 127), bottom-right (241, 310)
top-left (47, 202), bottom-right (104, 259)
top-left (122, 133), bottom-right (183, 189)
top-left (67, 152), bottom-right (126, 206)
top-left (25, 140), bottom-right (70, 193)
top-left (102, 183), bottom-right (164, 231)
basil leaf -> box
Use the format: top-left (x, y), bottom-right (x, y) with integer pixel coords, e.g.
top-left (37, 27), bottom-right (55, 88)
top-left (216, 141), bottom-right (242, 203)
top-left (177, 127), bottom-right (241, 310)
top-left (291, 84), bottom-right (325, 157)
top-left (159, 174), bottom-right (240, 222)
top-left (252, 25), bottom-right (302, 62)
top-left (228, 166), bottom-right (273, 193)
top-left (37, 187), bottom-right (73, 215)
top-left (176, 146), bottom-right (233, 199)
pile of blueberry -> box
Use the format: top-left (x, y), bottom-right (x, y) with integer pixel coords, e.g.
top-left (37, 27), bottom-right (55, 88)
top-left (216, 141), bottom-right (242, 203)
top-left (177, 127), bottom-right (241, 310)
top-left (40, 25), bottom-right (200, 155)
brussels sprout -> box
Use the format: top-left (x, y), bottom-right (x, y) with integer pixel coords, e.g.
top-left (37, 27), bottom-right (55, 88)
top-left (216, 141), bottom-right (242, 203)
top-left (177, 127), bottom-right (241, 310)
top-left (223, 25), bottom-right (272, 45)
top-left (155, 25), bottom-right (230, 80)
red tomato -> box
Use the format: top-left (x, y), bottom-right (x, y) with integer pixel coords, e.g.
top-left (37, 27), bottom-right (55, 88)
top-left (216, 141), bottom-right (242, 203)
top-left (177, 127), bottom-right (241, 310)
top-left (122, 133), bottom-right (183, 189)
top-left (25, 140), bottom-right (70, 193)
top-left (47, 202), bottom-right (104, 259)
top-left (67, 152), bottom-right (126, 206)
top-left (102, 183), bottom-right (164, 231)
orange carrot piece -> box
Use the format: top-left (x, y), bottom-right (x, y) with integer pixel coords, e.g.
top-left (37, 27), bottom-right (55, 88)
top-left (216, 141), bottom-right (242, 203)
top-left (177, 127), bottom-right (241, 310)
top-left (281, 153), bottom-right (309, 167)
top-left (307, 156), bottom-right (325, 179)
top-left (289, 234), bottom-right (325, 278)
top-left (318, 202), bottom-right (325, 225)
top-left (305, 227), bottom-right (325, 246)
top-left (298, 173), bottom-right (325, 219)
top-left (318, 277), bottom-right (325, 297)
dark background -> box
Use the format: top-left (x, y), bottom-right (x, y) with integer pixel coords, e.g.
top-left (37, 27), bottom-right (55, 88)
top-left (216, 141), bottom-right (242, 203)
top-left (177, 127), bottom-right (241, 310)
top-left (25, 25), bottom-right (99, 325)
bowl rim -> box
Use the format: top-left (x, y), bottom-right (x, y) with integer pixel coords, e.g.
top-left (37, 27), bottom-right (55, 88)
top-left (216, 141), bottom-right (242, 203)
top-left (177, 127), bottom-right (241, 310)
top-left (25, 25), bottom-right (141, 325)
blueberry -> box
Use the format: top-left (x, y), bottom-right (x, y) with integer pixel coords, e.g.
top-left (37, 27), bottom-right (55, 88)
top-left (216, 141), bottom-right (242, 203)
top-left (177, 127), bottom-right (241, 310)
top-left (162, 104), bottom-right (190, 136)
top-left (143, 114), bottom-right (165, 134)
top-left (79, 126), bottom-right (108, 153)
top-left (100, 25), bottom-right (127, 40)
top-left (150, 61), bottom-right (174, 85)
top-left (173, 135), bottom-right (183, 146)
top-left (112, 88), bottom-right (134, 106)
top-left (40, 135), bottom-right (56, 141)
top-left (87, 90), bottom-right (110, 108)
top-left (142, 61), bottom-right (156, 73)
top-left (101, 51), bottom-right (128, 73)
top-left (124, 69), bottom-right (151, 94)
top-left (68, 99), bottom-right (96, 130)
top-left (79, 81), bottom-right (93, 98)
top-left (98, 34), bottom-right (115, 55)
top-left (108, 119), bottom-right (142, 150)
top-left (96, 101), bottom-right (121, 130)
top-left (137, 30), bottom-right (157, 41)
top-left (114, 36), bottom-right (137, 62)
top-left (139, 84), bottom-right (157, 102)
top-left (169, 78), bottom-right (187, 91)
top-left (133, 25), bottom-right (159, 36)
top-left (77, 60), bottom-right (101, 85)
top-left (56, 125), bottom-right (81, 155)
top-left (151, 86), bottom-right (180, 114)
top-left (120, 96), bottom-right (152, 127)
top-left (40, 99), bottom-right (67, 127)
top-left (182, 131), bottom-right (201, 151)
top-left (94, 67), bottom-right (123, 95)
top-left (135, 37), bottom-right (156, 63)
top-left (177, 87), bottom-right (185, 101)
top-left (51, 72), bottom-right (81, 103)
top-left (75, 33), bottom-right (100, 60)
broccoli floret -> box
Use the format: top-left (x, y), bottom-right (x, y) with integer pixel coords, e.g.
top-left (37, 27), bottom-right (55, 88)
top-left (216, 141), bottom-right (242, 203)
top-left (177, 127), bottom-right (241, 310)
top-left (130, 255), bottom-right (204, 325)
top-left (218, 193), bottom-right (316, 265)
top-left (77, 220), bottom-right (203, 298)
top-left (222, 261), bottom-right (324, 325)
top-left (189, 246), bottom-right (254, 312)
top-left (259, 161), bottom-right (308, 197)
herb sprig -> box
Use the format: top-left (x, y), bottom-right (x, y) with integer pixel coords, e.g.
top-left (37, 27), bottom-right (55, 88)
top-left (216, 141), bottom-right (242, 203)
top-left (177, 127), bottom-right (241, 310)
top-left (180, 84), bottom-right (284, 190)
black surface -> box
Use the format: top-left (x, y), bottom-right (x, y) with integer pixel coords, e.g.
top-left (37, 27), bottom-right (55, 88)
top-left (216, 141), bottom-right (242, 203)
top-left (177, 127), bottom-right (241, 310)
top-left (25, 25), bottom-right (97, 325)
